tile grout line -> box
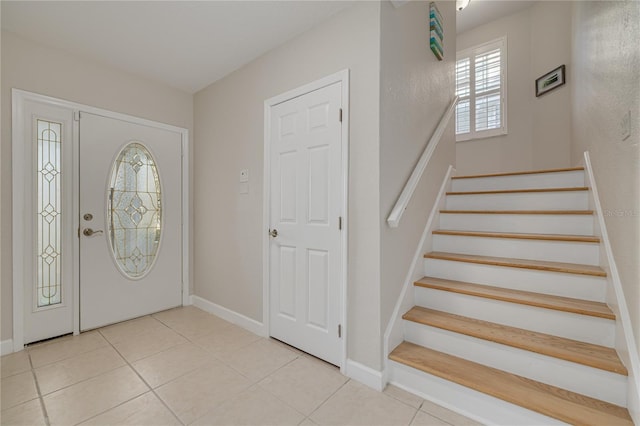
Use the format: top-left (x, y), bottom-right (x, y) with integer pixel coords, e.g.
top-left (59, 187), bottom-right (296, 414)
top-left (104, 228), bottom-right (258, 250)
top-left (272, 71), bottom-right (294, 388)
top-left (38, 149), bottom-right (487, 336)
top-left (66, 322), bottom-right (184, 426)
top-left (383, 387), bottom-right (427, 412)
top-left (203, 337), bottom-right (300, 387)
top-left (27, 350), bottom-right (51, 426)
top-left (419, 401), bottom-right (473, 426)
top-left (24, 342), bottom-right (126, 398)
top-left (12, 307), bottom-right (453, 426)
top-left (305, 377), bottom-right (351, 422)
top-left (406, 407), bottom-right (420, 426)
top-left (94, 328), bottom-right (187, 426)
top-left (184, 335), bottom-right (307, 425)
top-left (26, 333), bottom-right (108, 369)
top-left (250, 354), bottom-right (308, 415)
top-left (151, 313), bottom-right (258, 425)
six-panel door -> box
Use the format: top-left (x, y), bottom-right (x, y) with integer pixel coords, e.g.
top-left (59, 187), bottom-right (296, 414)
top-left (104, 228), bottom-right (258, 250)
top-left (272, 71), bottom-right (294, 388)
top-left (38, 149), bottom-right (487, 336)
top-left (269, 82), bottom-right (343, 365)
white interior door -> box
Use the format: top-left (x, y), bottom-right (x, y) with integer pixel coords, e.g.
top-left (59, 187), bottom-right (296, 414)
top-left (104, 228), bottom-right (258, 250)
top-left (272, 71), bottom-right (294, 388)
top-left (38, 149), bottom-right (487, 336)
top-left (269, 81), bottom-right (343, 366)
top-left (79, 112), bottom-right (182, 331)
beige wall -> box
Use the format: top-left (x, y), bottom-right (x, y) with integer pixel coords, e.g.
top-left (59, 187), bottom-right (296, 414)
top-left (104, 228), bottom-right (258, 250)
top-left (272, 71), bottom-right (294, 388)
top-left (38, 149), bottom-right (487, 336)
top-left (378, 0), bottom-right (455, 340)
top-left (570, 1), bottom-right (640, 356)
top-left (193, 2), bottom-right (383, 369)
top-left (530, 2), bottom-right (572, 170)
top-left (1, 30), bottom-right (194, 342)
top-left (456, 2), bottom-right (572, 175)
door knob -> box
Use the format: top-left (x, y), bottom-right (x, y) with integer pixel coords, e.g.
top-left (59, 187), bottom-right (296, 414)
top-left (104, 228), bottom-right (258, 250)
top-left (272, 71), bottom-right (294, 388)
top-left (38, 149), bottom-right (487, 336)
top-left (269, 229), bottom-right (278, 238)
top-left (83, 228), bottom-right (104, 237)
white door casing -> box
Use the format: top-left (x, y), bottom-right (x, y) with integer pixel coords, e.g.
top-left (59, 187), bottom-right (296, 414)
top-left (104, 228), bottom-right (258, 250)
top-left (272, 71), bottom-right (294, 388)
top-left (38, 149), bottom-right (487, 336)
top-left (12, 89), bottom-right (190, 350)
top-left (265, 71), bottom-right (349, 367)
top-left (79, 112), bottom-right (182, 331)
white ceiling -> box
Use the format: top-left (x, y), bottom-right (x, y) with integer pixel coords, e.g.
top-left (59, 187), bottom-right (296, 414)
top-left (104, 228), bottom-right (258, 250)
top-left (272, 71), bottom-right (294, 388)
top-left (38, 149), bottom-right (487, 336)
top-left (1, 1), bottom-right (353, 94)
top-left (457, 0), bottom-right (537, 34)
top-left (2, 1), bottom-right (538, 93)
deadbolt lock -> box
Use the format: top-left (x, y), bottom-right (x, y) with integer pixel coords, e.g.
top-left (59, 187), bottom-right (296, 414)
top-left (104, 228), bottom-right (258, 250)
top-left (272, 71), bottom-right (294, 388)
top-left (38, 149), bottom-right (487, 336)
top-left (83, 213), bottom-right (93, 221)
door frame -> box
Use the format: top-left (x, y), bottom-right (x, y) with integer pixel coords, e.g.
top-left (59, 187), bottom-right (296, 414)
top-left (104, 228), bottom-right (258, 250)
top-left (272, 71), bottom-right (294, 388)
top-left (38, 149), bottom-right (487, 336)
top-left (262, 69), bottom-right (349, 371)
top-left (11, 89), bottom-right (190, 351)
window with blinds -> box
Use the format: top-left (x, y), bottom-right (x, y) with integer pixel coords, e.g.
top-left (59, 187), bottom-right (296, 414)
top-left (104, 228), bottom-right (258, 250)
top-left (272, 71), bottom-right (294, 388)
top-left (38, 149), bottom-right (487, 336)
top-left (455, 37), bottom-right (507, 141)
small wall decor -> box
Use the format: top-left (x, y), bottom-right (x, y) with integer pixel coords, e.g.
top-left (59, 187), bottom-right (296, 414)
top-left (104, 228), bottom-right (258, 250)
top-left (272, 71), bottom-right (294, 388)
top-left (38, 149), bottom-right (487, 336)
top-left (430, 2), bottom-right (444, 61)
top-left (535, 65), bottom-right (566, 97)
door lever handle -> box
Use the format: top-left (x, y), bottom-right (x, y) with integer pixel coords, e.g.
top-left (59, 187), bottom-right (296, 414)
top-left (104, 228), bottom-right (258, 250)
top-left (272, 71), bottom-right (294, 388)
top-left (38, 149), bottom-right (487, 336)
top-left (83, 228), bottom-right (104, 237)
top-left (269, 229), bottom-right (278, 238)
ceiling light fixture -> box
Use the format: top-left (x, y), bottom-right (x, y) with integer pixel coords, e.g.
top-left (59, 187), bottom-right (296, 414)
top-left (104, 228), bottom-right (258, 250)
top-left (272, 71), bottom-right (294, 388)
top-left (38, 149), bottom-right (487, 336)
top-left (456, 0), bottom-right (471, 11)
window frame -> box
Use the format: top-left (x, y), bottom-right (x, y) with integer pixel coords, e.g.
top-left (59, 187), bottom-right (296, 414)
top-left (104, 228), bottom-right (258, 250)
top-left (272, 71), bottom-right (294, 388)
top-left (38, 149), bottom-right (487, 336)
top-left (455, 36), bottom-right (508, 142)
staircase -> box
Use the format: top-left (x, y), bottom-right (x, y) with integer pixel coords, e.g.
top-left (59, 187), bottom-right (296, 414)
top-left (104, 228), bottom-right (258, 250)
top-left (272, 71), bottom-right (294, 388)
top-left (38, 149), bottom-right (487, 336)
top-left (388, 167), bottom-right (634, 425)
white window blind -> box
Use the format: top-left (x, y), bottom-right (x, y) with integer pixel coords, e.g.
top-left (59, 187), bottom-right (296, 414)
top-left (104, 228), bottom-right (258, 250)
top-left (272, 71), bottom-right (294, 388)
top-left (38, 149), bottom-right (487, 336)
top-left (456, 37), bottom-right (507, 141)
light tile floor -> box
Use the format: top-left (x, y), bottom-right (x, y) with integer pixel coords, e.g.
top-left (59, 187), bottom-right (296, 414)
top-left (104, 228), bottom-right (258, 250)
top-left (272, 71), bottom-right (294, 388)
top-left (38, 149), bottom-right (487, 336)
top-left (0, 306), bottom-right (482, 426)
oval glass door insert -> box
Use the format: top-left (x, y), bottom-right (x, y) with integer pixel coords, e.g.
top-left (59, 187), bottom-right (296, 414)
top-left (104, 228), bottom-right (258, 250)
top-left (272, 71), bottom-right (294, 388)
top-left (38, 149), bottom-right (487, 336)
top-left (108, 142), bottom-right (162, 279)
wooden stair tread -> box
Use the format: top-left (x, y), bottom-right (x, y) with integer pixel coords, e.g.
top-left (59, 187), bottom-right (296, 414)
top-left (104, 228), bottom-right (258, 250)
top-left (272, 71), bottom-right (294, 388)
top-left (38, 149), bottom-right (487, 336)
top-left (403, 306), bottom-right (626, 374)
top-left (433, 229), bottom-right (600, 243)
top-left (424, 251), bottom-right (606, 277)
top-left (415, 276), bottom-right (614, 319)
top-left (389, 342), bottom-right (632, 425)
top-left (440, 209), bottom-right (594, 215)
top-left (447, 187), bottom-right (588, 196)
top-left (453, 167), bottom-right (585, 180)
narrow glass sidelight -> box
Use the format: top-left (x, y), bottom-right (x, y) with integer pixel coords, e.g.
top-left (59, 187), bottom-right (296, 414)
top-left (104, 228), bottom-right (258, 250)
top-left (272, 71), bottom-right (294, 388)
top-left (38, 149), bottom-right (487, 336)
top-left (37, 119), bottom-right (63, 307)
top-left (108, 142), bottom-right (162, 279)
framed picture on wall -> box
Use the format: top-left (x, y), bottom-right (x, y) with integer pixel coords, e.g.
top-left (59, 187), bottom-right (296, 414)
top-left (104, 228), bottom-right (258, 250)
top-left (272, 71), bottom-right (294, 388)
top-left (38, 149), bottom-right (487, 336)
top-left (535, 65), bottom-right (566, 97)
top-left (430, 2), bottom-right (444, 60)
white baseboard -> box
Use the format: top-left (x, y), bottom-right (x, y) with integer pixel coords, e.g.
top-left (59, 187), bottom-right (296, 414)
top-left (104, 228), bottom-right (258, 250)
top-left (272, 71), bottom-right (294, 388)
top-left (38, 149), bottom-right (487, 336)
top-left (191, 295), bottom-right (267, 337)
top-left (1, 339), bottom-right (14, 356)
top-left (345, 359), bottom-right (385, 391)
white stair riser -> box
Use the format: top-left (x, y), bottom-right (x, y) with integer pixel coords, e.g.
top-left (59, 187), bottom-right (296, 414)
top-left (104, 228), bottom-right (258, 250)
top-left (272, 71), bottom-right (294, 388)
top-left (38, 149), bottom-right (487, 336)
top-left (445, 191), bottom-right (588, 211)
top-left (432, 234), bottom-right (599, 265)
top-left (439, 213), bottom-right (594, 235)
top-left (414, 287), bottom-right (615, 347)
top-left (451, 171), bottom-right (585, 192)
top-left (424, 258), bottom-right (607, 302)
top-left (403, 322), bottom-right (627, 406)
top-left (388, 361), bottom-right (568, 426)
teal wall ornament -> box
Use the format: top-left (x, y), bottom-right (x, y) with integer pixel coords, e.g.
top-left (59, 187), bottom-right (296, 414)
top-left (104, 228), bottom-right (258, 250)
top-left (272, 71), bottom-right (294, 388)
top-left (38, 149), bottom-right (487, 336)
top-left (430, 2), bottom-right (444, 61)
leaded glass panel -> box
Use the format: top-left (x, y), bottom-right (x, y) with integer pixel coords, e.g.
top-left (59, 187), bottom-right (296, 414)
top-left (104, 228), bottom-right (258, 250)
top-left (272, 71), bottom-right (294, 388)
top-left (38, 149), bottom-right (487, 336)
top-left (37, 119), bottom-right (63, 307)
top-left (108, 142), bottom-right (162, 278)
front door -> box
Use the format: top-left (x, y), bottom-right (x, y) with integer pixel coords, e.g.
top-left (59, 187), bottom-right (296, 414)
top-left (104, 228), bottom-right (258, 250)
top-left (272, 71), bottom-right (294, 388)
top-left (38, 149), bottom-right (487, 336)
top-left (79, 112), bottom-right (182, 331)
top-left (268, 81), bottom-right (343, 366)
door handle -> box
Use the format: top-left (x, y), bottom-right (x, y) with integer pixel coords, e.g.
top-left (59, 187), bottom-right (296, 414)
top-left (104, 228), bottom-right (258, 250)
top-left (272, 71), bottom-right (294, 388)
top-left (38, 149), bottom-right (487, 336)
top-left (269, 229), bottom-right (278, 238)
top-left (83, 228), bottom-right (104, 237)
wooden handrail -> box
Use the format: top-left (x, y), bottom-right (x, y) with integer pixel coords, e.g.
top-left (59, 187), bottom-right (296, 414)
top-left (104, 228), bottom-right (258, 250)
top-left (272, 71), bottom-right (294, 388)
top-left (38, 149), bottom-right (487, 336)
top-left (387, 96), bottom-right (458, 228)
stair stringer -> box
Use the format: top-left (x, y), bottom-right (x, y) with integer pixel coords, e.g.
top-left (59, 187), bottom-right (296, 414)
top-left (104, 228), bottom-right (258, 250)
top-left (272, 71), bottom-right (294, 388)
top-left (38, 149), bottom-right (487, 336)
top-left (383, 165), bottom-right (454, 373)
top-left (584, 151), bottom-right (640, 424)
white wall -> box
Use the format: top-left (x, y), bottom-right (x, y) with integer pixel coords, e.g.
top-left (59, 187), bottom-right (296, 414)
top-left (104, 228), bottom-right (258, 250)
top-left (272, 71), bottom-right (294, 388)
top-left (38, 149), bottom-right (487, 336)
top-left (0, 30), bottom-right (194, 342)
top-left (193, 2), bottom-right (383, 370)
top-left (570, 0), bottom-right (640, 359)
top-left (456, 2), bottom-right (572, 175)
top-left (379, 0), bottom-right (455, 345)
